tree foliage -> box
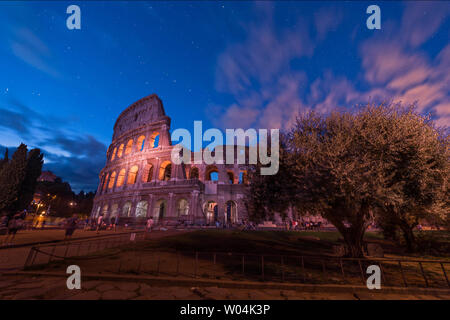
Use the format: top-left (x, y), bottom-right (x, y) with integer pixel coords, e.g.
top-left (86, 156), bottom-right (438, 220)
top-left (0, 144), bottom-right (28, 216)
top-left (245, 104), bottom-right (449, 257)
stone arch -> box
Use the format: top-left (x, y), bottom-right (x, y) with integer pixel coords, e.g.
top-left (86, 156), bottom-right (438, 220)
top-left (159, 161), bottom-right (172, 181)
top-left (102, 173), bottom-right (109, 191)
top-left (137, 135), bottom-right (146, 152)
top-left (226, 200), bottom-right (238, 223)
top-left (110, 203), bottom-right (119, 219)
top-left (227, 171), bottom-right (234, 184)
top-left (142, 163), bottom-right (154, 182)
top-left (149, 131), bottom-right (160, 148)
top-left (125, 139), bottom-right (133, 155)
top-left (238, 170), bottom-right (248, 184)
top-left (110, 147), bottom-right (117, 161)
top-left (127, 165), bottom-right (139, 184)
top-left (205, 165), bottom-right (219, 181)
top-left (189, 166), bottom-right (199, 179)
top-left (135, 201), bottom-right (148, 218)
top-left (203, 201), bottom-right (218, 224)
top-left (117, 144), bottom-right (124, 158)
top-left (153, 199), bottom-right (167, 221)
top-left (116, 169), bottom-right (126, 187)
top-left (121, 201), bottom-right (133, 217)
top-left (108, 171), bottom-right (117, 189)
top-left (176, 198), bottom-right (189, 217)
top-left (101, 204), bottom-right (109, 217)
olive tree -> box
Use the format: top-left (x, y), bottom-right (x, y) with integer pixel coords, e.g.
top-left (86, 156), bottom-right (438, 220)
top-left (286, 104), bottom-right (448, 256)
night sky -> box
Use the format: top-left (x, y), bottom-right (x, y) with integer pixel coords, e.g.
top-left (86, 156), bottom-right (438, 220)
top-left (0, 1), bottom-right (448, 192)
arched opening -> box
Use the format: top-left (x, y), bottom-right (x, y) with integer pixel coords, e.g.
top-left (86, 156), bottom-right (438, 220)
top-left (159, 161), bottom-right (172, 181)
top-left (102, 174), bottom-right (109, 191)
top-left (226, 201), bottom-right (238, 224)
top-left (205, 165), bottom-right (219, 181)
top-left (176, 199), bottom-right (189, 217)
top-left (116, 169), bottom-right (126, 187)
top-left (110, 203), bottom-right (119, 219)
top-left (127, 165), bottom-right (139, 184)
top-left (137, 135), bottom-right (146, 152)
top-left (203, 201), bottom-right (218, 225)
top-left (227, 171), bottom-right (234, 184)
top-left (135, 201), bottom-right (148, 218)
top-left (125, 139), bottom-right (133, 155)
top-left (189, 167), bottom-right (199, 179)
top-left (108, 172), bottom-right (116, 189)
top-left (149, 132), bottom-right (160, 148)
top-left (95, 206), bottom-right (101, 217)
top-left (101, 204), bottom-right (108, 217)
top-left (142, 163), bottom-right (154, 182)
top-left (110, 147), bottom-right (117, 161)
top-left (117, 144), bottom-right (124, 158)
top-left (122, 201), bottom-right (132, 217)
top-left (238, 171), bottom-right (248, 184)
top-left (153, 199), bottom-right (167, 222)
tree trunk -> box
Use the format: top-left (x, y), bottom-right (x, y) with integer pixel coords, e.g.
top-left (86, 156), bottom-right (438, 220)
top-left (342, 229), bottom-right (365, 257)
top-left (400, 223), bottom-right (417, 252)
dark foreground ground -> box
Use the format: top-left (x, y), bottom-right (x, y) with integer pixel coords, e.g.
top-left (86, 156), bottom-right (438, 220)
top-left (1, 229), bottom-right (449, 300)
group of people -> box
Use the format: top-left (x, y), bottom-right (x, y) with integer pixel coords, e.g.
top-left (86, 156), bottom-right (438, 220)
top-left (1, 210), bottom-right (27, 246)
top-left (286, 220), bottom-right (322, 231)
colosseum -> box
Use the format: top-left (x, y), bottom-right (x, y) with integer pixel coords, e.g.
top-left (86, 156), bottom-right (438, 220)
top-left (91, 94), bottom-right (250, 226)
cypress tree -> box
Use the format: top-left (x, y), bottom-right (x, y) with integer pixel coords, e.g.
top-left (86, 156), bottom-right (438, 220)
top-left (0, 148), bottom-right (8, 172)
top-left (16, 148), bottom-right (44, 212)
top-left (0, 144), bottom-right (28, 216)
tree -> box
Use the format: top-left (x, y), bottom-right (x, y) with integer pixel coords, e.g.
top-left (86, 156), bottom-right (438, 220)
top-left (245, 136), bottom-right (296, 223)
top-left (245, 103), bottom-right (448, 257)
top-left (0, 144), bottom-right (28, 216)
top-left (35, 179), bottom-right (74, 217)
top-left (0, 148), bottom-right (8, 172)
top-left (373, 109), bottom-right (449, 251)
top-left (286, 109), bottom-right (387, 257)
top-left (15, 148), bottom-right (44, 212)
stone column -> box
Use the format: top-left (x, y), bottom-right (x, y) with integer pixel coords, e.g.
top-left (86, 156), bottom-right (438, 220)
top-left (190, 190), bottom-right (200, 223)
top-left (167, 192), bottom-right (174, 221)
top-left (146, 194), bottom-right (154, 218)
top-left (217, 162), bottom-right (228, 184)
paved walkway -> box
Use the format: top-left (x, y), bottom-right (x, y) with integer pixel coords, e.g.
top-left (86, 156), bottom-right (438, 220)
top-left (1, 274), bottom-right (449, 300)
top-left (0, 228), bottom-right (135, 247)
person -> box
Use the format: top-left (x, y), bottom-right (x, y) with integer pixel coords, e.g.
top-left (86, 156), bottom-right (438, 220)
top-left (215, 220), bottom-right (220, 228)
top-left (112, 216), bottom-right (119, 232)
top-left (83, 218), bottom-right (90, 231)
top-left (146, 217), bottom-right (154, 233)
top-left (3, 213), bottom-right (23, 246)
top-left (96, 214), bottom-right (103, 234)
top-left (64, 214), bottom-right (79, 241)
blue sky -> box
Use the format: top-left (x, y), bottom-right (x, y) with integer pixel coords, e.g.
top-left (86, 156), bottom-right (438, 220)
top-left (0, 1), bottom-right (449, 191)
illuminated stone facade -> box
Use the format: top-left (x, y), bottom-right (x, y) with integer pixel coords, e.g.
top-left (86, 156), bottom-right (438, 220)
top-left (91, 94), bottom-right (249, 226)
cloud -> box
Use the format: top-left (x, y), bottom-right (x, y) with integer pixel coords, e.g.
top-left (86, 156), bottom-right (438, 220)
top-left (212, 2), bottom-right (449, 130)
top-left (314, 6), bottom-right (343, 41)
top-left (0, 98), bottom-right (107, 192)
top-left (214, 6), bottom-right (313, 130)
top-left (400, 2), bottom-right (450, 48)
top-left (9, 27), bottom-right (61, 78)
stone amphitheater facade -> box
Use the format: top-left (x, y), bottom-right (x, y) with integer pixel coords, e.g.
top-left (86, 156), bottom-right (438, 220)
top-left (91, 94), bottom-right (249, 226)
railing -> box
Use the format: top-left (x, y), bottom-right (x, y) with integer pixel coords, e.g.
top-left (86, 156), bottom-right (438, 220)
top-left (23, 231), bottom-right (148, 269)
top-left (23, 238), bottom-right (450, 289)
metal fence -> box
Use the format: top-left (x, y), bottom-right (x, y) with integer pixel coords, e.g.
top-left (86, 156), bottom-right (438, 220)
top-left (23, 235), bottom-right (450, 289)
